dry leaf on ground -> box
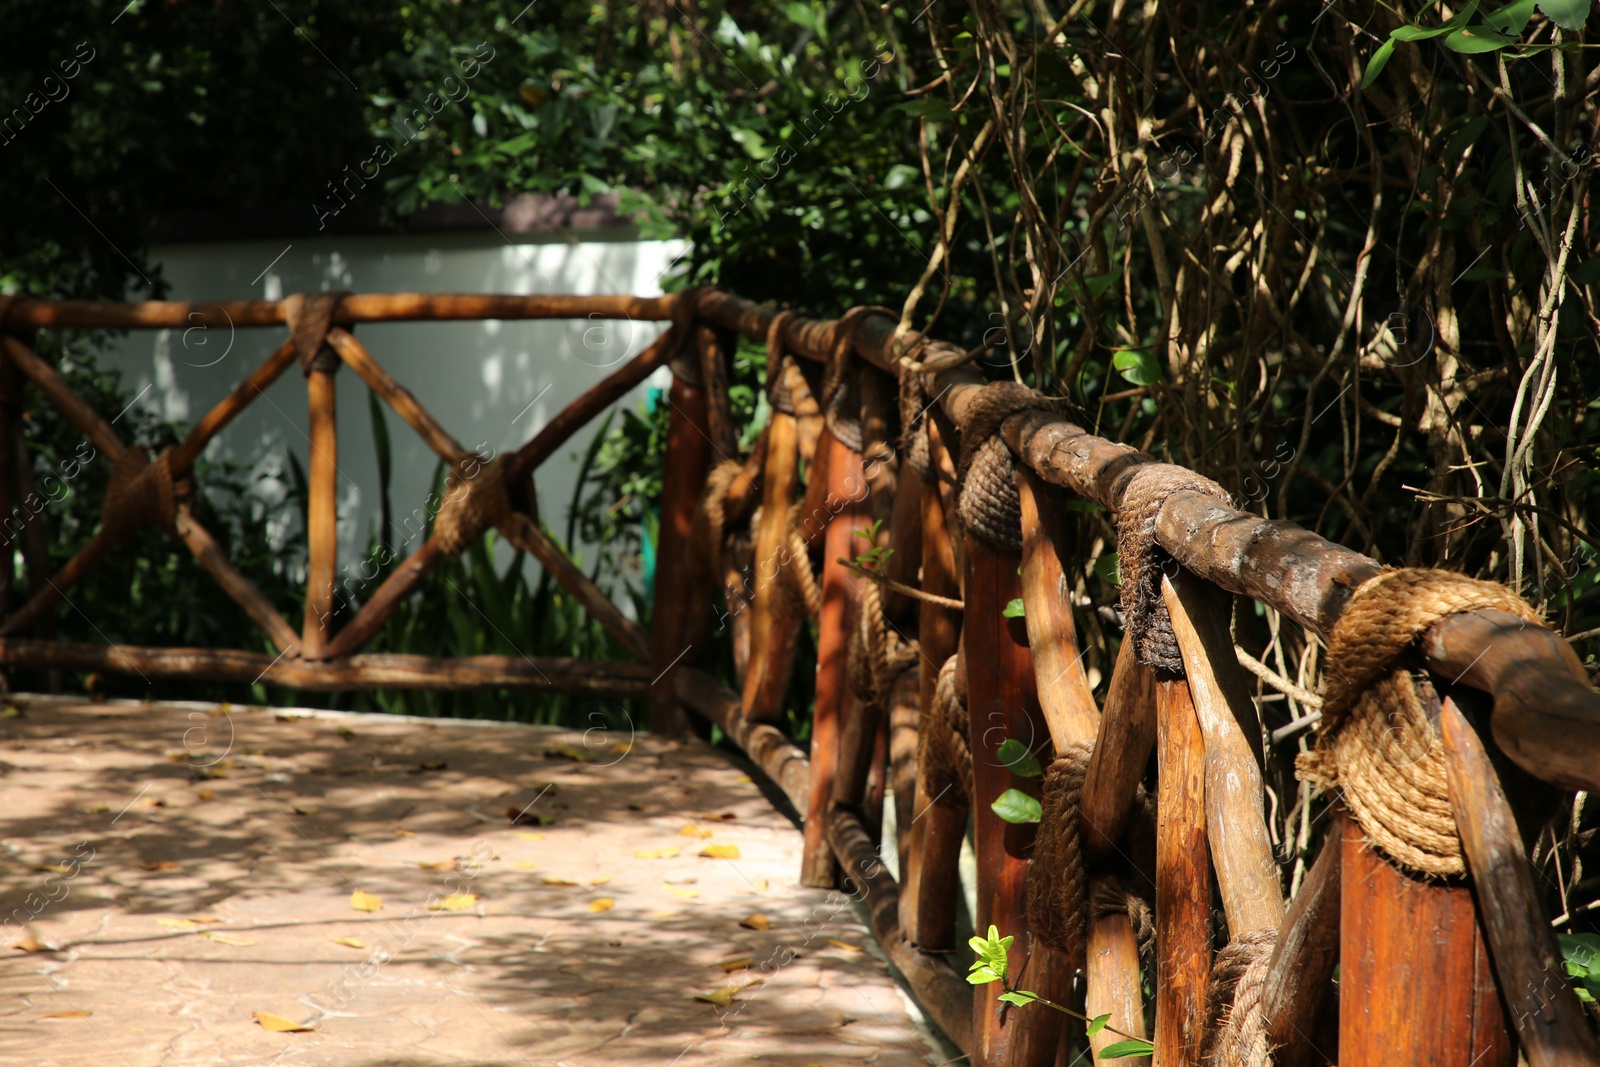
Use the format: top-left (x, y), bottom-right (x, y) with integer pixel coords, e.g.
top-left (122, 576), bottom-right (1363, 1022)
top-left (718, 956), bottom-right (754, 971)
top-left (540, 876), bottom-right (578, 887)
top-left (589, 898), bottom-right (615, 913)
top-left (430, 894), bottom-right (478, 911)
top-left (12, 936), bottom-right (52, 953)
top-left (679, 825), bottom-right (713, 838)
top-left (156, 919), bottom-right (197, 929)
top-left (205, 933), bottom-right (256, 946)
top-left (740, 914), bottom-right (771, 931)
top-left (826, 938), bottom-right (861, 952)
top-left (41, 1011), bottom-right (92, 1019)
top-left (665, 883), bottom-right (700, 899)
top-left (253, 1012), bottom-right (315, 1033)
top-left (330, 936), bottom-right (364, 949)
top-left (699, 845), bottom-right (740, 859)
top-left (350, 890), bottom-right (383, 912)
top-left (634, 846), bottom-right (680, 860)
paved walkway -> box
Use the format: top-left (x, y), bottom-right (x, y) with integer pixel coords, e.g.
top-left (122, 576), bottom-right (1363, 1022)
top-left (0, 696), bottom-right (946, 1066)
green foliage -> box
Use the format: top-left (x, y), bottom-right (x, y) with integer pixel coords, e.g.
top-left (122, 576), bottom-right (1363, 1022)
top-left (1560, 933), bottom-right (1600, 1002)
top-left (994, 738), bottom-right (1043, 778)
top-left (1001, 597), bottom-right (1026, 618)
top-left (990, 787), bottom-right (1043, 824)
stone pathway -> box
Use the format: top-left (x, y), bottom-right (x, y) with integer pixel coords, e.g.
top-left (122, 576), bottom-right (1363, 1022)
top-left (0, 696), bottom-right (947, 1066)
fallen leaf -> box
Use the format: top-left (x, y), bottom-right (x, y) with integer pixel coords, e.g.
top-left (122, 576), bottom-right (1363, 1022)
top-left (157, 919), bottom-right (198, 929)
top-left (336, 726), bottom-right (356, 741)
top-left (13, 936), bottom-right (51, 953)
top-left (330, 936), bottom-right (364, 949)
top-left (634, 846), bottom-right (680, 860)
top-left (30, 864), bottom-right (73, 874)
top-left (514, 832), bottom-right (546, 841)
top-left (86, 804), bottom-right (110, 814)
top-left (543, 745), bottom-right (597, 762)
top-left (195, 790), bottom-right (215, 801)
top-left (41, 1011), bottom-right (91, 1019)
top-left (738, 878), bottom-right (771, 895)
top-left (740, 914), bottom-right (771, 931)
top-left (589, 898), bottom-right (615, 913)
top-left (718, 812), bottom-right (738, 820)
top-left (699, 845), bottom-right (741, 860)
top-left (588, 875), bottom-right (611, 886)
top-left (718, 956), bottom-right (755, 971)
top-left (392, 828), bottom-right (416, 837)
top-left (826, 938), bottom-right (862, 952)
top-left (695, 984), bottom-right (741, 1007)
top-left (679, 825), bottom-right (713, 838)
top-left (735, 774), bottom-right (753, 783)
top-left (540, 876), bottom-right (578, 887)
top-left (187, 916), bottom-right (224, 924)
top-left (418, 859), bottom-right (457, 871)
top-left (205, 933), bottom-right (256, 946)
top-left (627, 802), bottom-right (644, 811)
top-left (665, 883), bottom-right (700, 899)
top-left (430, 893), bottom-right (478, 911)
top-left (506, 808), bottom-right (555, 826)
top-left (291, 806), bottom-right (319, 816)
top-left (350, 890), bottom-right (383, 912)
top-left (147, 798), bottom-right (167, 808)
top-left (140, 861), bottom-right (178, 872)
top-left (253, 1012), bottom-right (315, 1033)
top-left (515, 860), bottom-right (536, 870)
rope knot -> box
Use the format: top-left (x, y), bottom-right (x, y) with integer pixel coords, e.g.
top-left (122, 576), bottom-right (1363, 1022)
top-left (1202, 929), bottom-right (1278, 1067)
top-left (432, 455), bottom-right (537, 557)
top-left (1025, 741), bottom-right (1095, 966)
top-left (100, 446), bottom-right (179, 543)
top-left (819, 307), bottom-right (896, 451)
top-left (1295, 567), bottom-right (1544, 877)
top-left (283, 291), bottom-right (350, 376)
top-left (918, 654), bottom-right (973, 806)
top-left (847, 580), bottom-right (919, 708)
top-left (1116, 463), bottom-right (1231, 671)
top-left (954, 382), bottom-right (1063, 555)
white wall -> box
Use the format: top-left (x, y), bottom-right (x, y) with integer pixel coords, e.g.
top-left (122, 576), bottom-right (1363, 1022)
top-left (101, 229), bottom-right (690, 611)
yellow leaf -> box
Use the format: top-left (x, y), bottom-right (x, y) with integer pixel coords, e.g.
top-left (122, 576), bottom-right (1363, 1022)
top-left (392, 828), bottom-right (416, 837)
top-left (253, 1012), bottom-right (315, 1033)
top-left (698, 845), bottom-right (740, 860)
top-left (589, 875), bottom-right (611, 886)
top-left (350, 890), bottom-right (383, 912)
top-left (826, 938), bottom-right (862, 952)
top-left (418, 860), bottom-right (457, 871)
top-left (740, 914), bottom-right (771, 931)
top-left (718, 956), bottom-right (755, 971)
top-left (515, 832), bottom-right (546, 840)
top-left (589, 898), bottom-right (615, 913)
top-left (739, 877), bottom-right (771, 895)
top-left (679, 825), bottom-right (713, 838)
top-left (330, 936), bottom-right (364, 949)
top-left (665, 883), bottom-right (700, 899)
top-left (515, 860), bottom-right (536, 870)
top-left (195, 790), bottom-right (215, 801)
top-left (735, 774), bottom-right (753, 783)
top-left (541, 876), bottom-right (578, 887)
top-left (157, 919), bottom-right (198, 929)
top-left (41, 1011), bottom-right (92, 1019)
top-left (30, 864), bottom-right (72, 874)
top-left (12, 936), bottom-right (51, 953)
top-left (634, 846), bottom-right (680, 860)
top-left (430, 893), bottom-right (478, 911)
top-left (188, 916), bottom-right (224, 924)
top-left (695, 984), bottom-right (741, 1006)
top-left (205, 933), bottom-right (256, 946)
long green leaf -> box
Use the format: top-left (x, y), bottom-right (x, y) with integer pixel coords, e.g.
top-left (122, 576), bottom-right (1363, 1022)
top-left (1361, 37), bottom-right (1399, 89)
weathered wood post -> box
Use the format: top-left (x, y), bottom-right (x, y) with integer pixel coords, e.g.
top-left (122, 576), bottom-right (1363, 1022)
top-left (649, 364), bottom-right (712, 736)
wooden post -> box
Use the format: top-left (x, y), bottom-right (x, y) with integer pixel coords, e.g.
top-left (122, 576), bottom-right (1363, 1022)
top-left (1087, 874), bottom-right (1152, 1066)
top-left (1340, 811), bottom-right (1512, 1067)
top-left (301, 364), bottom-right (339, 658)
top-left (1261, 810), bottom-right (1344, 1067)
top-left (742, 401), bottom-right (801, 722)
top-left (1153, 674), bottom-right (1210, 1067)
top-left (696, 323), bottom-right (739, 460)
top-left (649, 372), bottom-right (712, 735)
top-left (909, 451), bottom-right (965, 949)
top-left (1079, 638), bottom-right (1158, 863)
top-left (801, 431), bottom-right (868, 887)
top-left (966, 540), bottom-right (1059, 1067)
top-left (0, 349), bottom-right (23, 617)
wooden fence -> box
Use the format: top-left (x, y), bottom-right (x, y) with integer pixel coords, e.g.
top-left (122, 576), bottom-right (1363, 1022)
top-left (1, 288), bottom-right (1598, 1066)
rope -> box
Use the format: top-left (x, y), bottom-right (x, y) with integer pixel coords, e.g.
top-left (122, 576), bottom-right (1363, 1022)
top-left (1116, 463), bottom-right (1231, 672)
top-left (1201, 929), bottom-right (1278, 1067)
top-left (100, 446), bottom-right (179, 543)
top-left (847, 579), bottom-right (920, 708)
top-left (919, 654), bottom-right (973, 806)
top-left (896, 355), bottom-right (934, 483)
top-left (777, 510), bottom-right (823, 619)
top-left (765, 311), bottom-right (806, 417)
top-left (1296, 567), bottom-right (1543, 878)
top-left (282, 291), bottom-right (350, 376)
top-left (1026, 740), bottom-right (1096, 967)
top-left (1090, 877), bottom-right (1156, 969)
top-left (820, 307), bottom-right (896, 452)
top-left (431, 455), bottom-right (539, 557)
top-left (689, 459), bottom-right (746, 587)
top-left (954, 382), bottom-right (1061, 555)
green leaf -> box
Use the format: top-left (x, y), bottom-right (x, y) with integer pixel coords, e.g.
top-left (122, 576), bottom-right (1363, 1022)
top-left (1444, 114), bottom-right (1490, 159)
top-left (1361, 38), bottom-right (1398, 89)
top-left (997, 989), bottom-right (1039, 1006)
top-left (1086, 1013), bottom-right (1111, 1037)
top-left (991, 788), bottom-right (1043, 824)
top-left (1537, 0), bottom-right (1591, 31)
top-left (1002, 597), bottom-right (1026, 618)
top-left (995, 738), bottom-right (1043, 778)
top-left (1094, 553), bottom-right (1123, 587)
top-left (1100, 1039), bottom-right (1157, 1059)
top-left (1443, 27), bottom-right (1513, 52)
top-left (1559, 933), bottom-right (1600, 977)
top-left (967, 966), bottom-right (1001, 985)
top-left (1391, 1), bottom-right (1482, 38)
top-left (1083, 272), bottom-right (1118, 301)
top-left (1484, 0), bottom-right (1538, 33)
top-left (1112, 348), bottom-right (1162, 386)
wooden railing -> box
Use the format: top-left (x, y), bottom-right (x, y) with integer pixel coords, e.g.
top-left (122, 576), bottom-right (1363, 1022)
top-left (2, 288), bottom-right (1598, 1066)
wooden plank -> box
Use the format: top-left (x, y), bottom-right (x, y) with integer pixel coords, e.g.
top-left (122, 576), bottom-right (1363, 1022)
top-left (965, 542), bottom-right (1061, 1067)
top-left (742, 407), bottom-right (802, 723)
top-left (327, 328), bottom-right (467, 463)
top-left (3, 292), bottom-right (680, 330)
top-left (1162, 572), bottom-right (1283, 935)
top-left (802, 433), bottom-right (868, 887)
top-left (1086, 875), bottom-right (1152, 1066)
top-left (1441, 696), bottom-right (1599, 1067)
top-left (1260, 809), bottom-right (1343, 1067)
top-left (301, 367), bottom-right (339, 658)
top-left (170, 339), bottom-right (299, 472)
top-left (1339, 809), bottom-right (1510, 1066)
top-left (649, 374), bottom-right (712, 735)
top-left (1079, 638), bottom-right (1158, 864)
top-left (0, 637), bottom-right (652, 696)
top-left (174, 510), bottom-right (300, 655)
top-left (1153, 676), bottom-right (1210, 1067)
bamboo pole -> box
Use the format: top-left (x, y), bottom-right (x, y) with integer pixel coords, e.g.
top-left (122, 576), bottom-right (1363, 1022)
top-left (802, 432), bottom-right (868, 887)
top-left (1153, 674), bottom-right (1210, 1067)
top-left (170, 339), bottom-right (299, 473)
top-left (301, 365), bottom-right (340, 658)
top-left (326, 329), bottom-right (467, 464)
top-left (0, 637), bottom-right (652, 695)
top-left (649, 373), bottom-right (712, 735)
top-left (1, 292), bottom-right (679, 330)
